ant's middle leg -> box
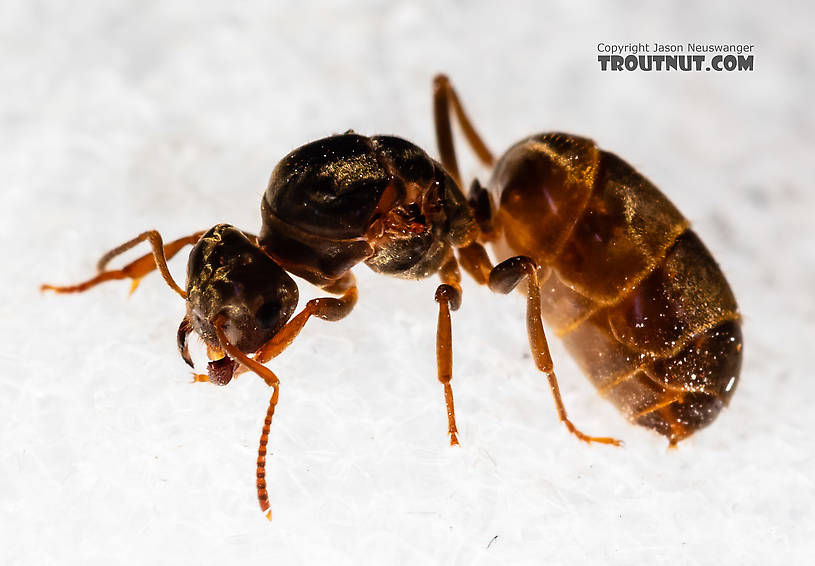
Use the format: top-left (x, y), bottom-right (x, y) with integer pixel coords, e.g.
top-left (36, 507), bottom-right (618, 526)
top-left (458, 243), bottom-right (622, 446)
top-left (434, 250), bottom-right (463, 446)
top-left (42, 230), bottom-right (204, 298)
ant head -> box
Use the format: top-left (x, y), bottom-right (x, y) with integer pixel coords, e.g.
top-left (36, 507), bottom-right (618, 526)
top-left (185, 224), bottom-right (299, 354)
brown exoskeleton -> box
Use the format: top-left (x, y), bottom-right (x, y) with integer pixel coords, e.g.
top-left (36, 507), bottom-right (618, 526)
top-left (42, 75), bottom-right (742, 519)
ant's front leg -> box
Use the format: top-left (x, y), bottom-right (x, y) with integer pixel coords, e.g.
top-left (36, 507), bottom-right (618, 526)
top-left (42, 230), bottom-right (204, 298)
top-left (434, 250), bottom-right (463, 446)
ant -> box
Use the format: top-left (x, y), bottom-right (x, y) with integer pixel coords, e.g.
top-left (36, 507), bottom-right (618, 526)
top-left (42, 74), bottom-right (742, 519)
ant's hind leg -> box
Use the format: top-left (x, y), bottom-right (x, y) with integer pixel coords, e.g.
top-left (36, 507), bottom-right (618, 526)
top-left (489, 256), bottom-right (622, 446)
top-left (432, 74), bottom-right (495, 187)
top-left (458, 243), bottom-right (622, 446)
top-left (41, 230), bottom-right (203, 298)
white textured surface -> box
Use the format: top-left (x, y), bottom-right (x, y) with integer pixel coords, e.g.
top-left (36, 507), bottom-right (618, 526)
top-left (2, 1), bottom-right (813, 564)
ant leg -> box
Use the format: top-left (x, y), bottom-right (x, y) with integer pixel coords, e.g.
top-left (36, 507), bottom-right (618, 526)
top-left (434, 251), bottom-right (463, 446)
top-left (458, 244), bottom-right (622, 446)
top-left (42, 230), bottom-right (204, 298)
top-left (213, 317), bottom-right (279, 521)
top-left (433, 74), bottom-right (495, 187)
top-left (490, 256), bottom-right (622, 446)
top-left (254, 272), bottom-right (358, 363)
top-left (457, 242), bottom-right (493, 286)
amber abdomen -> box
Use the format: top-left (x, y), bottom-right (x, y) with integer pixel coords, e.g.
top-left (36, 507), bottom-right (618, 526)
top-left (488, 133), bottom-right (742, 443)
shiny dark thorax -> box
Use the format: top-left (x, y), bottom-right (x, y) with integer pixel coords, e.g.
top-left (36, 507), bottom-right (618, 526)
top-left (259, 133), bottom-right (477, 285)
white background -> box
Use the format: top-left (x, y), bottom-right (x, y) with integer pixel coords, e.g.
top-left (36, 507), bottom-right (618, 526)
top-left (2, 1), bottom-right (813, 564)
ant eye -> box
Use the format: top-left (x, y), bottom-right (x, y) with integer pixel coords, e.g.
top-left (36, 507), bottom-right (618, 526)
top-left (256, 301), bottom-right (282, 330)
